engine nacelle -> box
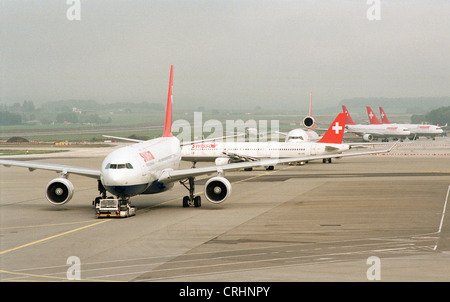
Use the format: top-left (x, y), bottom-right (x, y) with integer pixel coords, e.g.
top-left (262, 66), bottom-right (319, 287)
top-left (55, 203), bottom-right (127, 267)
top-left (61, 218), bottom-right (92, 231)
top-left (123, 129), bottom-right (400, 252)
top-left (204, 176), bottom-right (231, 204)
top-left (215, 157), bottom-right (231, 166)
top-left (46, 178), bottom-right (74, 205)
top-left (363, 133), bottom-right (374, 142)
top-left (302, 116), bottom-right (316, 130)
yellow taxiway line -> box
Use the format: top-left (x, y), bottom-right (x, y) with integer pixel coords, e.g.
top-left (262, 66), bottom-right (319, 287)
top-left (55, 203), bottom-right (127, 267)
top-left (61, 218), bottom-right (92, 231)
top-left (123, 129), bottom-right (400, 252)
top-left (0, 220), bottom-right (111, 256)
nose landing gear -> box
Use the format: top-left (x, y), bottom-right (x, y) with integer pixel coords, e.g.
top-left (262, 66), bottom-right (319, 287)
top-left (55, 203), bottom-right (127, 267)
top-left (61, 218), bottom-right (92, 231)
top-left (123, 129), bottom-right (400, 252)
top-left (92, 180), bottom-right (136, 218)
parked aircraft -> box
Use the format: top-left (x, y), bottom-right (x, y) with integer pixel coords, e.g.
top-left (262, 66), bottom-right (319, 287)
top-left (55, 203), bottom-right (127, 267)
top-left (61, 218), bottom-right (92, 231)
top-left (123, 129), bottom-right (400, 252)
top-left (378, 107), bottom-right (443, 140)
top-left (181, 112), bottom-right (351, 167)
top-left (342, 105), bottom-right (410, 142)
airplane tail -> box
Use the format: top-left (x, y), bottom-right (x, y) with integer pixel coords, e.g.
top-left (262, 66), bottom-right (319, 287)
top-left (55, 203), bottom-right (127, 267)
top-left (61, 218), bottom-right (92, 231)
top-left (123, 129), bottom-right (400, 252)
top-left (163, 65), bottom-right (174, 137)
top-left (379, 107), bottom-right (391, 124)
top-left (341, 105), bottom-right (356, 125)
top-left (308, 91), bottom-right (312, 116)
top-left (302, 91), bottom-right (316, 130)
top-left (318, 113), bottom-right (346, 144)
top-left (366, 106), bottom-right (382, 125)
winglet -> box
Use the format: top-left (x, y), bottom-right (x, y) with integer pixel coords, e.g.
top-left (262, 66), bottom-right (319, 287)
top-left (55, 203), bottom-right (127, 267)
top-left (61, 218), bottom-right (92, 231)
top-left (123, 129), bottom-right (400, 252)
top-left (318, 113), bottom-right (346, 144)
top-left (342, 105), bottom-right (356, 125)
top-left (366, 106), bottom-right (382, 125)
top-left (379, 107), bottom-right (391, 124)
top-left (163, 65), bottom-right (174, 137)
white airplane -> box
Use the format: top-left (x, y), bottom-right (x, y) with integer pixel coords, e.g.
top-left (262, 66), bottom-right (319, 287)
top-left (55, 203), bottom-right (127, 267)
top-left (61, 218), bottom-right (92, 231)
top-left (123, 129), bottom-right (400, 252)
top-left (0, 66), bottom-right (396, 213)
top-left (181, 112), bottom-right (352, 167)
top-left (378, 107), bottom-right (443, 140)
top-left (342, 105), bottom-right (410, 142)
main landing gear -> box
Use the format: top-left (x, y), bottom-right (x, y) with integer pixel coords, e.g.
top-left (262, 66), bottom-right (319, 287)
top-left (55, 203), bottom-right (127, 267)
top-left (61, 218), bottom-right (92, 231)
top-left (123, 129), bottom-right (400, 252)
top-left (179, 177), bottom-right (201, 208)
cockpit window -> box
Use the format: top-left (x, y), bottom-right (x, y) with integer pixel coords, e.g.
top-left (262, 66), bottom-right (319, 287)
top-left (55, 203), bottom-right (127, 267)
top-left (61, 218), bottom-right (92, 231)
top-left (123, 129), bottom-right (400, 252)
top-left (105, 163), bottom-right (134, 169)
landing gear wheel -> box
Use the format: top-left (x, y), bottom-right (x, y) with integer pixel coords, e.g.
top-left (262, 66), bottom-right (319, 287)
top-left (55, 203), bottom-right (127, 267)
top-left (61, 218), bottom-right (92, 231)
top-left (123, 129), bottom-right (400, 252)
top-left (180, 177), bottom-right (202, 208)
top-left (183, 196), bottom-right (190, 208)
top-left (194, 196), bottom-right (201, 207)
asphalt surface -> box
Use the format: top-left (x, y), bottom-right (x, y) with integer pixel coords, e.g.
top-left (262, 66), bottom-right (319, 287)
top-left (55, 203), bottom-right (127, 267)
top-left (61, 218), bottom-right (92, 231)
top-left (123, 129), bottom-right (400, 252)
top-left (0, 139), bottom-right (449, 282)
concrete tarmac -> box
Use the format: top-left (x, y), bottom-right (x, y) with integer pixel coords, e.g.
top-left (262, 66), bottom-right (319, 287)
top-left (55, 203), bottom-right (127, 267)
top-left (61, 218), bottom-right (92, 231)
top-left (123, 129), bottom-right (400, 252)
top-left (0, 139), bottom-right (449, 282)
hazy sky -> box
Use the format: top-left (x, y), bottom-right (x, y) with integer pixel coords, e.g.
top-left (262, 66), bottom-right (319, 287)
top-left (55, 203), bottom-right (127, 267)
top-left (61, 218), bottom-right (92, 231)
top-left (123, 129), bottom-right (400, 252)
top-left (1, 1), bottom-right (449, 111)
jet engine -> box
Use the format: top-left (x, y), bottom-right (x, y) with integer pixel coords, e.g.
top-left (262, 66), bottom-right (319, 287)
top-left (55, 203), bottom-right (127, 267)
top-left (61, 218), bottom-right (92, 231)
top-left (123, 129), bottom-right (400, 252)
top-left (363, 134), bottom-right (373, 142)
top-left (204, 176), bottom-right (231, 204)
top-left (302, 116), bottom-right (316, 130)
top-left (215, 157), bottom-right (231, 166)
top-left (46, 178), bottom-right (74, 205)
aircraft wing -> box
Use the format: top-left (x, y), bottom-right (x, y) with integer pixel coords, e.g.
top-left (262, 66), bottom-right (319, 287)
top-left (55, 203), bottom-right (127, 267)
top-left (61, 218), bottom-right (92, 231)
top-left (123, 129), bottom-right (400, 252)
top-left (102, 135), bottom-right (144, 143)
top-left (0, 160), bottom-right (102, 179)
top-left (275, 131), bottom-right (287, 136)
top-left (347, 142), bottom-right (391, 148)
top-left (158, 144), bottom-right (396, 184)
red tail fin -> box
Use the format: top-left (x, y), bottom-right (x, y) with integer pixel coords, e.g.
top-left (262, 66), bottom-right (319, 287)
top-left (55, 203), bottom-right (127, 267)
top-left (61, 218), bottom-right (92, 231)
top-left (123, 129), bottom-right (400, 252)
top-left (379, 107), bottom-right (390, 124)
top-left (318, 113), bottom-right (346, 144)
top-left (341, 105), bottom-right (356, 125)
top-left (366, 106), bottom-right (381, 125)
top-left (163, 65), bottom-right (174, 137)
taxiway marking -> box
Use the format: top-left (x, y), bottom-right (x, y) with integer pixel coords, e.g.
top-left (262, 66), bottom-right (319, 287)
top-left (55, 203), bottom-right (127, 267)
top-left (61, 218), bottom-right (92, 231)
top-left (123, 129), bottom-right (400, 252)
top-left (0, 220), bottom-right (110, 256)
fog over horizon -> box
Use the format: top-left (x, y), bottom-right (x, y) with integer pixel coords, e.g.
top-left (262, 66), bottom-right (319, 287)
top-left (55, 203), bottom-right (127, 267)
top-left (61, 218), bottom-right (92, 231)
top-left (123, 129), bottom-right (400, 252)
top-left (2, 1), bottom-right (450, 112)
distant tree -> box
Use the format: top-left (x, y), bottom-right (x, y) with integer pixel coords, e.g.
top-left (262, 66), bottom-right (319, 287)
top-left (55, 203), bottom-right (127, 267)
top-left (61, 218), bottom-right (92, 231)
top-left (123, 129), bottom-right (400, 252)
top-left (426, 106), bottom-right (450, 125)
top-left (9, 103), bottom-right (22, 113)
top-left (411, 114), bottom-right (426, 124)
top-left (56, 112), bottom-right (79, 123)
top-left (0, 111), bottom-right (22, 125)
top-left (22, 101), bottom-right (35, 112)
top-left (411, 106), bottom-right (450, 125)
top-left (79, 113), bottom-right (110, 124)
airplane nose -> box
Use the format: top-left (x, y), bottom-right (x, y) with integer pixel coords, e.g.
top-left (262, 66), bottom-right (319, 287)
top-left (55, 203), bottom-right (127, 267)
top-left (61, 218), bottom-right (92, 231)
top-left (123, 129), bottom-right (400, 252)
top-left (102, 170), bottom-right (118, 186)
top-left (102, 170), bottom-right (124, 186)
top-left (101, 170), bottom-right (148, 197)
